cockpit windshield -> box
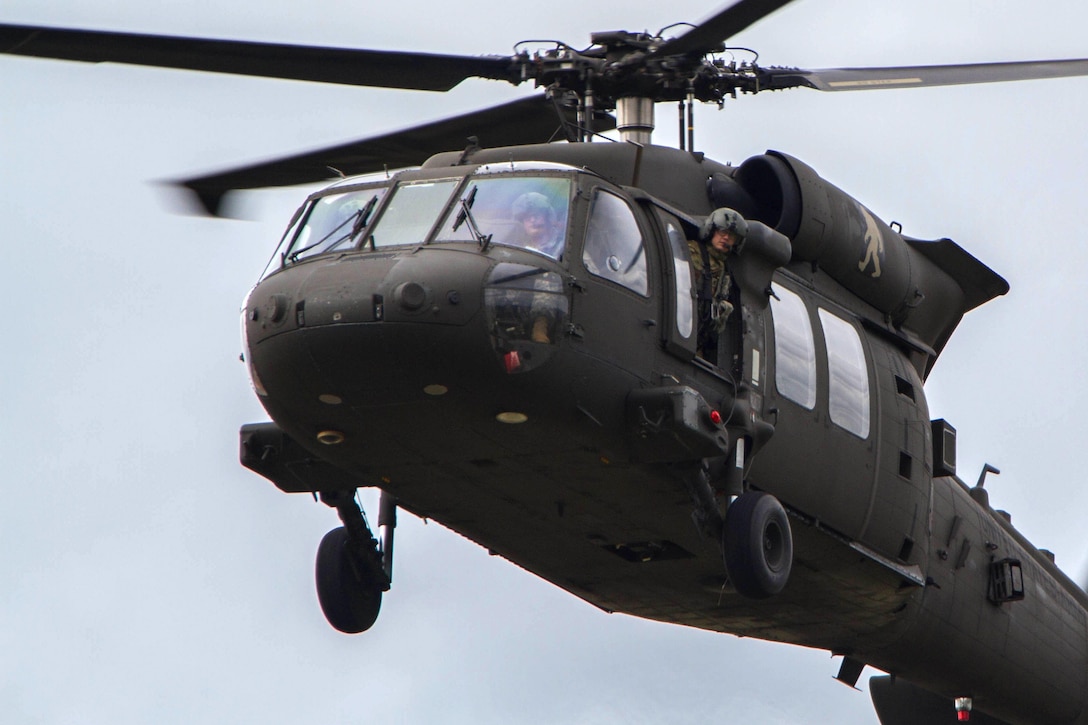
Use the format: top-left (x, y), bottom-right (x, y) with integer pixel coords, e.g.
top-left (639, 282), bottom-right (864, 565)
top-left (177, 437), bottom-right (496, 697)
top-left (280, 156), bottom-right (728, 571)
top-left (267, 172), bottom-right (574, 280)
top-left (367, 179), bottom-right (460, 249)
top-left (435, 176), bottom-right (571, 259)
top-left (284, 185), bottom-right (388, 264)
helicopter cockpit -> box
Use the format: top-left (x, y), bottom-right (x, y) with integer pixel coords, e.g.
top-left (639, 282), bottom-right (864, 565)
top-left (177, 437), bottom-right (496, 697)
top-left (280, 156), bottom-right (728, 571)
top-left (254, 159), bottom-right (706, 378)
top-left (266, 163), bottom-right (576, 273)
top-left (251, 163), bottom-right (591, 382)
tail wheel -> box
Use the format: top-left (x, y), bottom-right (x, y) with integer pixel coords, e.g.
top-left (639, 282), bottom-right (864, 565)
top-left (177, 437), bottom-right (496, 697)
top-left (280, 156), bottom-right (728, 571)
top-left (315, 526), bottom-right (383, 634)
top-left (724, 491), bottom-right (793, 598)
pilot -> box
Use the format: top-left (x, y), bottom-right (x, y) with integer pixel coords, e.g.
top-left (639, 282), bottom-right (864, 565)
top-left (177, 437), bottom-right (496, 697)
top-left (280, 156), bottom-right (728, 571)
top-left (512, 191), bottom-right (564, 259)
top-left (689, 207), bottom-right (748, 361)
top-left (508, 192), bottom-right (566, 343)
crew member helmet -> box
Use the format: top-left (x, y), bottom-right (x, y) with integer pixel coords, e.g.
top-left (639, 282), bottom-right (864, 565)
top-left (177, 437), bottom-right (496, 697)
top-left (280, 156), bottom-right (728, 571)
top-left (699, 207), bottom-right (748, 244)
top-left (513, 192), bottom-right (554, 221)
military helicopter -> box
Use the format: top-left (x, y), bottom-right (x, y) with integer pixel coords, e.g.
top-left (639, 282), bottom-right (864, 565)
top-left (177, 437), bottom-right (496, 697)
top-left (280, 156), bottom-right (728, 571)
top-left (5, 2), bottom-right (1088, 723)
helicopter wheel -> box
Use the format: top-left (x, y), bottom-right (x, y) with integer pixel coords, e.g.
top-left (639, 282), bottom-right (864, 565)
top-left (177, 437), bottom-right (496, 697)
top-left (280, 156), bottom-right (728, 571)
top-left (724, 491), bottom-right (793, 599)
top-left (315, 526), bottom-right (383, 634)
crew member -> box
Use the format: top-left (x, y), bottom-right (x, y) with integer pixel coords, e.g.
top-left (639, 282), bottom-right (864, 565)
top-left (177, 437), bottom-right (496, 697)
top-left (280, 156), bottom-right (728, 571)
top-left (510, 192), bottom-right (565, 343)
top-left (689, 207), bottom-right (747, 361)
top-left (512, 191), bottom-right (564, 259)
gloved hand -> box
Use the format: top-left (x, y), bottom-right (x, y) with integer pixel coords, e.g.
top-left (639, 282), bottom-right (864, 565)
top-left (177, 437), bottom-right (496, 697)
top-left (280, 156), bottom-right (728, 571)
top-left (712, 299), bottom-right (734, 330)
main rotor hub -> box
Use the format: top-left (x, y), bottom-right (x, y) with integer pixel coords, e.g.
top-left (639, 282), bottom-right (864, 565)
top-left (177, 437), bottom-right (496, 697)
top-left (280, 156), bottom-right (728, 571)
top-left (521, 35), bottom-right (759, 119)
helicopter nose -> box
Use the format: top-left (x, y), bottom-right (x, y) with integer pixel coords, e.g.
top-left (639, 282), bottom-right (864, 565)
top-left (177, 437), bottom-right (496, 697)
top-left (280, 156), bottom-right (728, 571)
top-left (245, 248), bottom-right (487, 385)
top-left (241, 248), bottom-right (583, 467)
top-left (242, 248), bottom-right (571, 432)
top-left (301, 250), bottom-right (486, 328)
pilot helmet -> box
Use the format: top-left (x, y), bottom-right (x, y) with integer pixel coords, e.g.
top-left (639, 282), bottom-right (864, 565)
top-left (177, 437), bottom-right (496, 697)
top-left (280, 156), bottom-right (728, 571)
top-left (699, 207), bottom-right (748, 246)
top-left (513, 192), bottom-right (554, 221)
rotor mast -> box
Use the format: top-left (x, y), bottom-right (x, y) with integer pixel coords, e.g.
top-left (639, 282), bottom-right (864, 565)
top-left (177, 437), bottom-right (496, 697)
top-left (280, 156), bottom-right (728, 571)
top-left (615, 97), bottom-right (656, 145)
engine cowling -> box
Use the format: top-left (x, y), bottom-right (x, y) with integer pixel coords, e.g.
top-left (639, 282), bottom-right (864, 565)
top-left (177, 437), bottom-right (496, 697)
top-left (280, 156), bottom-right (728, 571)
top-left (710, 150), bottom-right (1008, 369)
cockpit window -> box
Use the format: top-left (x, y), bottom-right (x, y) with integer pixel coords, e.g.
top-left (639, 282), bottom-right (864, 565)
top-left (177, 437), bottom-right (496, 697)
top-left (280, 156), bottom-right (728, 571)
top-left (434, 176), bottom-right (571, 259)
top-left (285, 187), bottom-right (388, 264)
top-left (582, 189), bottom-right (649, 296)
top-left (367, 179), bottom-right (460, 249)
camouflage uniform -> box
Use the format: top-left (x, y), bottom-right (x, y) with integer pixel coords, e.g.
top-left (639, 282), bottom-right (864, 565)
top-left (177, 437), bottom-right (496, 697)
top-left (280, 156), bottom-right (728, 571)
top-left (688, 239), bottom-right (735, 360)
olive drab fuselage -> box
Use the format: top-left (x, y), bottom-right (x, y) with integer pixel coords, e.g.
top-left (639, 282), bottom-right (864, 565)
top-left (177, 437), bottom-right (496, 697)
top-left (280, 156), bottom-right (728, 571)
top-left (240, 142), bottom-right (1088, 725)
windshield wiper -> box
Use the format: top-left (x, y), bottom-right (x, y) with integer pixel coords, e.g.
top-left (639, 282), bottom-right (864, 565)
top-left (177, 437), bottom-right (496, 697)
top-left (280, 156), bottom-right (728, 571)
top-left (452, 185), bottom-right (492, 252)
top-left (287, 194), bottom-right (379, 263)
top-left (351, 195), bottom-right (378, 239)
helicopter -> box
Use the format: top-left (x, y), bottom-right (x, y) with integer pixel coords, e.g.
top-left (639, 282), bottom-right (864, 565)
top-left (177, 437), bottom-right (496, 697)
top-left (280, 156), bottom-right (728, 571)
top-left (2, 1), bottom-right (1088, 722)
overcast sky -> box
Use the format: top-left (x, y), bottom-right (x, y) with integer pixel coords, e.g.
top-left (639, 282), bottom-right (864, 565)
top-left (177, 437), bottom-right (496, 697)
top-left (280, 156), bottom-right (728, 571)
top-left (4, 1), bottom-right (1088, 723)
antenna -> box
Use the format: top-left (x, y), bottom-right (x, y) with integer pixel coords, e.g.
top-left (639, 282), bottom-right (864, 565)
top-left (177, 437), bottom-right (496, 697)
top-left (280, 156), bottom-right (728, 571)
top-left (975, 463), bottom-right (1001, 488)
top-left (970, 464), bottom-right (1001, 508)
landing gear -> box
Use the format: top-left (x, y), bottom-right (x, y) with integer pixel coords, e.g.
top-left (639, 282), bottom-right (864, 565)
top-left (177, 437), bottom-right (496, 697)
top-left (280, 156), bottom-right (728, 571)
top-left (316, 526), bottom-right (384, 633)
top-left (315, 490), bottom-right (395, 634)
top-left (678, 459), bottom-right (794, 599)
top-left (724, 490), bottom-right (793, 598)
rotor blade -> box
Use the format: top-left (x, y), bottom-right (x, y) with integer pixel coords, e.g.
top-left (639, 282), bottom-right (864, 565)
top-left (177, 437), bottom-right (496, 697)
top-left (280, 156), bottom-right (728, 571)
top-left (176, 96), bottom-right (615, 216)
top-left (762, 58), bottom-right (1088, 92)
top-left (0, 23), bottom-right (518, 91)
top-left (652, 0), bottom-right (796, 57)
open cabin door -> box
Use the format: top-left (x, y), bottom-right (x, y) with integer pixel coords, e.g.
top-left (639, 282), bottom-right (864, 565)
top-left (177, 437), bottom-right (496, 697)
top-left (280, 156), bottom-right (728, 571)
top-left (654, 209), bottom-right (789, 379)
top-left (648, 209), bottom-right (787, 483)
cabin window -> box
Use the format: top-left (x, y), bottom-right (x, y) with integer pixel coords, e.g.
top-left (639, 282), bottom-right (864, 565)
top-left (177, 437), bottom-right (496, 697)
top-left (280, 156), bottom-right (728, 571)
top-left (582, 189), bottom-right (649, 296)
top-left (662, 215), bottom-right (694, 339)
top-left (769, 284), bottom-right (816, 409)
top-left (367, 179), bottom-right (459, 249)
top-left (434, 176), bottom-right (571, 259)
top-left (284, 186), bottom-right (389, 264)
top-left (819, 309), bottom-right (871, 439)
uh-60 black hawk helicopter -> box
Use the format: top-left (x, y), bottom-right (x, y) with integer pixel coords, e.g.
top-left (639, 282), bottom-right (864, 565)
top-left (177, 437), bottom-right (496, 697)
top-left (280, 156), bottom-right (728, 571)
top-left (7, 1), bottom-right (1088, 722)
